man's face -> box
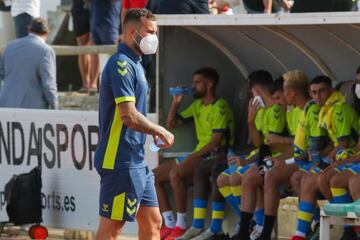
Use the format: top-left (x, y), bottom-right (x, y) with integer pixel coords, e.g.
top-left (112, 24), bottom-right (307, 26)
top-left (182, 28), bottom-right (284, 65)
top-left (356, 73), bottom-right (360, 84)
top-left (272, 90), bottom-right (287, 108)
top-left (283, 84), bottom-right (295, 106)
top-left (132, 17), bottom-right (157, 52)
top-left (310, 83), bottom-right (333, 106)
top-left (192, 74), bottom-right (207, 99)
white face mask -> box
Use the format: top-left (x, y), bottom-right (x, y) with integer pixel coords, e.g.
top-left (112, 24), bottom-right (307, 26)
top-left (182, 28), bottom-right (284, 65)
top-left (134, 31), bottom-right (158, 55)
top-left (355, 83), bottom-right (360, 99)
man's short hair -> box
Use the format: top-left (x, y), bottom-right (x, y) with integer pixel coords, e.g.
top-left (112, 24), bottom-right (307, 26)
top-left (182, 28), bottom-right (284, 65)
top-left (356, 66), bottom-right (360, 75)
top-left (310, 75), bottom-right (332, 88)
top-left (124, 8), bottom-right (156, 26)
top-left (29, 18), bottom-right (49, 35)
top-left (283, 70), bottom-right (309, 96)
top-left (271, 77), bottom-right (284, 94)
top-left (248, 70), bottom-right (273, 91)
top-left (194, 67), bottom-right (219, 86)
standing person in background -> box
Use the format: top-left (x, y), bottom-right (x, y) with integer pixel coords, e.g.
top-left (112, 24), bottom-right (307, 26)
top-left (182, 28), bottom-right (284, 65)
top-left (88, 0), bottom-right (121, 93)
top-left (10, 0), bottom-right (40, 38)
top-left (157, 0), bottom-right (209, 14)
top-left (0, 18), bottom-right (58, 109)
top-left (71, 0), bottom-right (98, 94)
top-left (94, 8), bottom-right (174, 240)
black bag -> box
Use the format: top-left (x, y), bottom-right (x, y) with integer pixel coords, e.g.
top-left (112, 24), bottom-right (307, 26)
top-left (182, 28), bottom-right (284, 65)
top-left (0, 0), bottom-right (10, 12)
top-left (5, 167), bottom-right (42, 225)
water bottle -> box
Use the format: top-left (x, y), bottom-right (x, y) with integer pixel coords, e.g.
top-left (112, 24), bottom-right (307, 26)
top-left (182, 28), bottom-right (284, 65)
top-left (310, 150), bottom-right (320, 164)
top-left (227, 148), bottom-right (236, 158)
top-left (264, 157), bottom-right (274, 172)
top-left (149, 138), bottom-right (164, 152)
top-left (169, 86), bottom-right (193, 96)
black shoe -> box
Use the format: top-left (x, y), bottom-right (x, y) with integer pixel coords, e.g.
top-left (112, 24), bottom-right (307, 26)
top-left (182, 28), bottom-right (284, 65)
top-left (340, 227), bottom-right (359, 240)
top-left (209, 232), bottom-right (230, 240)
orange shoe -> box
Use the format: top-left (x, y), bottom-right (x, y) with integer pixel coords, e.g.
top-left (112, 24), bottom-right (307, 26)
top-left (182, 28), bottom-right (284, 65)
top-left (161, 225), bottom-right (174, 240)
top-left (165, 226), bottom-right (187, 240)
top-left (290, 236), bottom-right (306, 240)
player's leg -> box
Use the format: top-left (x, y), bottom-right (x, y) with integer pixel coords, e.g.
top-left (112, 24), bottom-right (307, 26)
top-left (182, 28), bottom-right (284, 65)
top-left (317, 168), bottom-right (339, 200)
top-left (329, 170), bottom-right (353, 204)
top-left (349, 171), bottom-right (360, 200)
top-left (153, 159), bottom-right (176, 211)
top-left (154, 160), bottom-right (178, 239)
top-left (137, 206), bottom-right (162, 240)
top-left (207, 160), bottom-right (228, 237)
top-left (238, 166), bottom-right (262, 239)
top-left (136, 166), bottom-right (163, 240)
top-left (186, 159), bottom-right (213, 237)
top-left (166, 156), bottom-right (201, 240)
top-left (260, 164), bottom-right (298, 239)
top-left (217, 168), bottom-right (241, 216)
top-left (170, 156), bottom-right (200, 213)
top-left (291, 173), bottom-right (319, 239)
top-left (95, 217), bottom-right (124, 240)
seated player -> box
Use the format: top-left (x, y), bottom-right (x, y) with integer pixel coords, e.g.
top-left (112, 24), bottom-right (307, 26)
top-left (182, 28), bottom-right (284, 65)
top-left (153, 67), bottom-right (234, 240)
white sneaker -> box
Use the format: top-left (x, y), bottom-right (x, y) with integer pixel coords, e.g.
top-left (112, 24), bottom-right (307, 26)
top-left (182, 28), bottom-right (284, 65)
top-left (230, 223), bottom-right (240, 238)
top-left (250, 225), bottom-right (263, 240)
top-left (175, 227), bottom-right (203, 240)
top-left (191, 229), bottom-right (214, 240)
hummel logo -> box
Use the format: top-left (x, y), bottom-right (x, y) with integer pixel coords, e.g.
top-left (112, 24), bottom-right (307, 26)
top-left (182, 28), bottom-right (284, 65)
top-left (102, 204), bottom-right (109, 212)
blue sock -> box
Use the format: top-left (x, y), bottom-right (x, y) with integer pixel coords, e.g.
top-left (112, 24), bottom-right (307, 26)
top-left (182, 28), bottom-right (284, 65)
top-left (331, 188), bottom-right (352, 204)
top-left (209, 202), bottom-right (225, 234)
top-left (219, 186), bottom-right (241, 217)
top-left (192, 199), bottom-right (207, 229)
top-left (313, 207), bottom-right (320, 222)
top-left (295, 201), bottom-right (315, 237)
top-left (254, 209), bottom-right (264, 226)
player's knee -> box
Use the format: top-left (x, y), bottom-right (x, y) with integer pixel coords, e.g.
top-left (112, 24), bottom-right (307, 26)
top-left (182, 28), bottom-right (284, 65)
top-left (170, 168), bottom-right (181, 186)
top-left (329, 174), bottom-right (344, 188)
top-left (243, 171), bottom-right (259, 187)
top-left (264, 170), bottom-right (277, 187)
top-left (139, 215), bottom-right (162, 236)
top-left (349, 176), bottom-right (358, 188)
top-left (302, 176), bottom-right (317, 193)
top-left (217, 174), bottom-right (229, 188)
top-left (317, 174), bottom-right (329, 190)
top-left (290, 172), bottom-right (301, 188)
top-left (96, 218), bottom-right (123, 239)
top-left (229, 174), bottom-right (242, 187)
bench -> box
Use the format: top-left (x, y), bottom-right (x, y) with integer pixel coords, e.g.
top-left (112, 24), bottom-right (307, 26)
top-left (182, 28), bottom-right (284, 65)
top-left (320, 200), bottom-right (360, 239)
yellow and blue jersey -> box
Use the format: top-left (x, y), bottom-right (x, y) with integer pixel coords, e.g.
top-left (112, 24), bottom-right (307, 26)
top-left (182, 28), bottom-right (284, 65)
top-left (178, 98), bottom-right (234, 152)
top-left (293, 100), bottom-right (327, 159)
top-left (286, 106), bottom-right (303, 137)
top-left (255, 104), bottom-right (286, 142)
top-left (94, 43), bottom-right (148, 171)
top-left (319, 91), bottom-right (359, 148)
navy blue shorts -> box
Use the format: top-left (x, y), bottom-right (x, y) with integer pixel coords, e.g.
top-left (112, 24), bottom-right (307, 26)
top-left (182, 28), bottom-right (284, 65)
top-left (97, 166), bottom-right (158, 222)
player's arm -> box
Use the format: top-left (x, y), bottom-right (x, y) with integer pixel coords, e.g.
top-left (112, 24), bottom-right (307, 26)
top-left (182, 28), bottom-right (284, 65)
top-left (266, 104), bottom-right (287, 152)
top-left (328, 106), bottom-right (353, 161)
top-left (118, 102), bottom-right (174, 148)
top-left (166, 95), bottom-right (185, 129)
top-left (248, 99), bottom-right (263, 147)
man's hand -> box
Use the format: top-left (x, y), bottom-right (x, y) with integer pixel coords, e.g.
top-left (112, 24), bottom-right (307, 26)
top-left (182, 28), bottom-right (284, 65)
top-left (266, 134), bottom-right (283, 145)
top-left (248, 98), bottom-right (260, 123)
top-left (156, 128), bottom-right (174, 149)
top-left (271, 156), bottom-right (283, 167)
top-left (172, 94), bottom-right (185, 105)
